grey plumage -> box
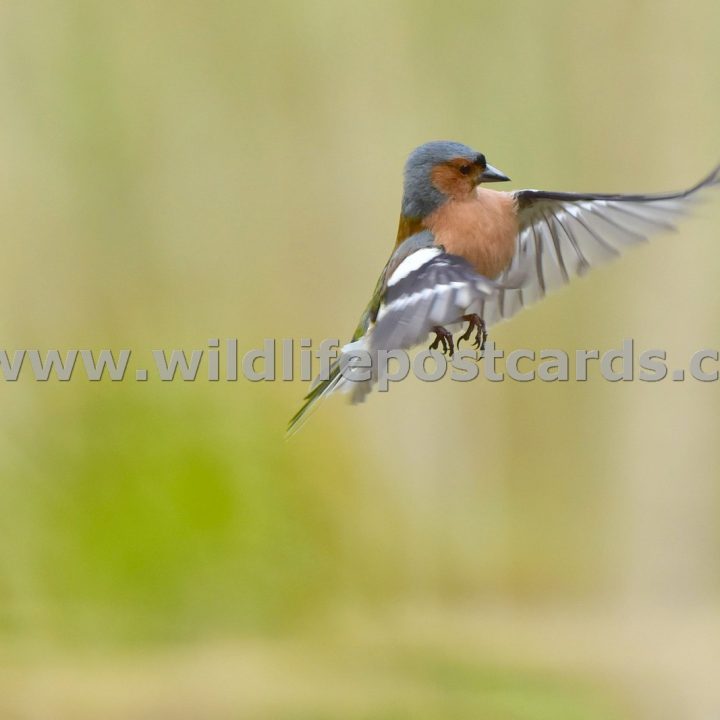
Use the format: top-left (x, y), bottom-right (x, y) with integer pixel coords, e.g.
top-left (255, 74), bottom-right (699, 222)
top-left (401, 141), bottom-right (478, 218)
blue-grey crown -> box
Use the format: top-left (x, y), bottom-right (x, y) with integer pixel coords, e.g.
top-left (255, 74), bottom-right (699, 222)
top-left (401, 141), bottom-right (478, 218)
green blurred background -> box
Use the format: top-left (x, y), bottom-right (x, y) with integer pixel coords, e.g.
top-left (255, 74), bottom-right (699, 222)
top-left (0, 1), bottom-right (719, 718)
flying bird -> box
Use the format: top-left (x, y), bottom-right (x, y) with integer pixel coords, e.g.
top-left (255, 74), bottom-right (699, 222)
top-left (288, 140), bottom-right (720, 434)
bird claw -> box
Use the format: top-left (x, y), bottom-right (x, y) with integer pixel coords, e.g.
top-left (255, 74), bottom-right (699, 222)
top-left (457, 314), bottom-right (487, 354)
top-left (429, 326), bottom-right (454, 357)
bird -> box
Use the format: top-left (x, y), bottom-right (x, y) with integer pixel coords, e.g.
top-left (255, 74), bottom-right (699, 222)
top-left (288, 140), bottom-right (720, 435)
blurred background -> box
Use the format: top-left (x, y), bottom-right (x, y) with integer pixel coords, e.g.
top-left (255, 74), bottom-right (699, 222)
top-left (0, 1), bottom-right (719, 718)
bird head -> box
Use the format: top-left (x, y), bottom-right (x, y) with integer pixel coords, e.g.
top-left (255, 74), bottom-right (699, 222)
top-left (401, 141), bottom-right (510, 219)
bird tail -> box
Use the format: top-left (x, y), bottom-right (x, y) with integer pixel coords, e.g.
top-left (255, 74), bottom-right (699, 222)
top-left (286, 360), bottom-right (345, 438)
top-left (286, 338), bottom-right (372, 438)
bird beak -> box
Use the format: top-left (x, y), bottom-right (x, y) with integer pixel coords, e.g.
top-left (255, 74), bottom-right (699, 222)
top-left (478, 164), bottom-right (510, 183)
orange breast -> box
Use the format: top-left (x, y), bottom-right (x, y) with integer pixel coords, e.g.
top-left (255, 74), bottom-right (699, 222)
top-left (424, 189), bottom-right (519, 279)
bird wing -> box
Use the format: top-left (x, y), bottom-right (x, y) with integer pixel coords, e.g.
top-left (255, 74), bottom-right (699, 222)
top-left (368, 244), bottom-right (502, 351)
top-left (479, 164), bottom-right (720, 326)
top-left (287, 234), bottom-right (511, 434)
top-left (338, 241), bottom-right (513, 407)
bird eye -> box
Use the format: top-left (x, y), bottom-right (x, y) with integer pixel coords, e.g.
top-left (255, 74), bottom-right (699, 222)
top-left (459, 164), bottom-right (472, 175)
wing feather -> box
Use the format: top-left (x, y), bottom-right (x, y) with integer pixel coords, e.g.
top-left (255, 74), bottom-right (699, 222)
top-left (371, 249), bottom-right (501, 351)
top-left (486, 163), bottom-right (720, 323)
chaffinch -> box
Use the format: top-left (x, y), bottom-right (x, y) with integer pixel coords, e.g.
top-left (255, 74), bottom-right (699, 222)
top-left (289, 140), bottom-right (720, 434)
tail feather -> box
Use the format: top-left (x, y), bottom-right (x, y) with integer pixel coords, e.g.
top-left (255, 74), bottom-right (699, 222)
top-left (286, 362), bottom-right (343, 438)
top-left (287, 338), bottom-right (373, 437)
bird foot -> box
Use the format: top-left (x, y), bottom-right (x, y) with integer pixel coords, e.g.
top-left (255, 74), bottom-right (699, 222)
top-left (457, 314), bottom-right (487, 353)
top-left (429, 326), bottom-right (454, 357)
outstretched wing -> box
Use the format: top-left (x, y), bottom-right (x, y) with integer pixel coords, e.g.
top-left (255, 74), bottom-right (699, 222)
top-left (480, 164), bottom-right (720, 325)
